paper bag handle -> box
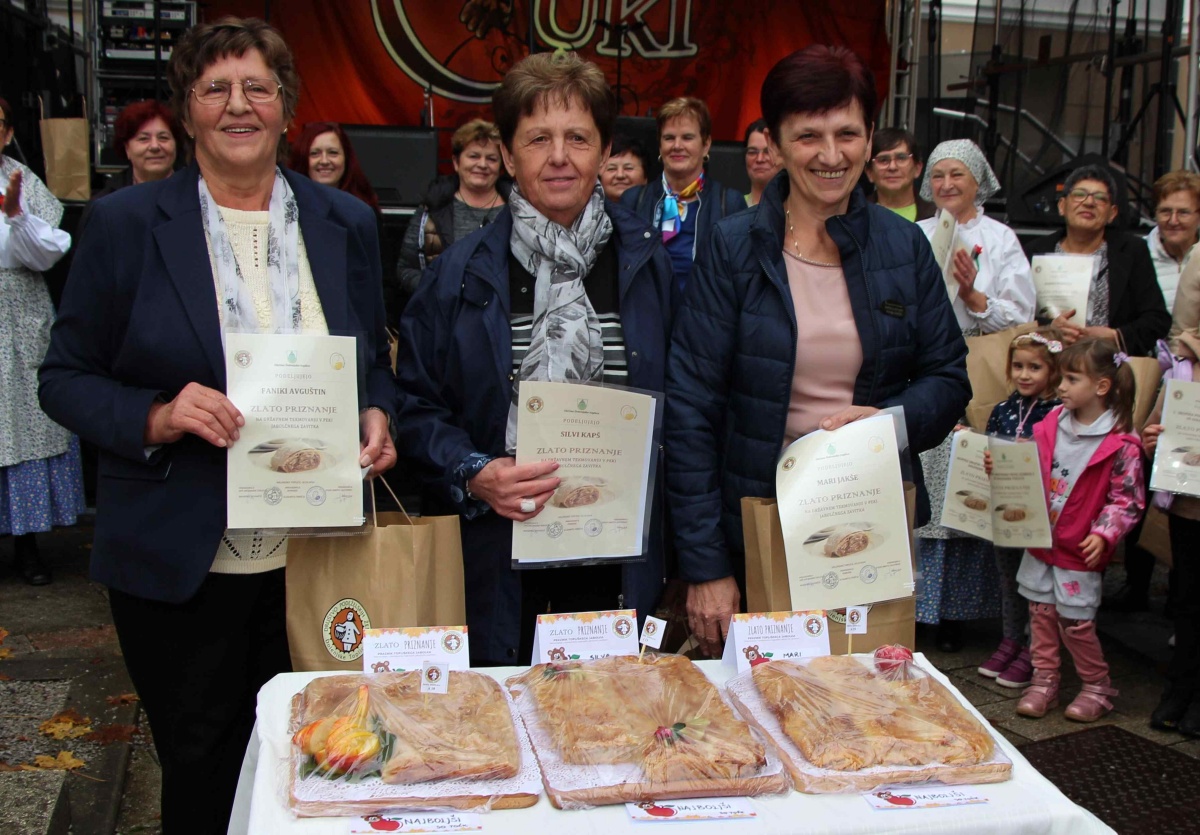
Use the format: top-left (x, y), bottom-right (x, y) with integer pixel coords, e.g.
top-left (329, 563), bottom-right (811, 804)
top-left (373, 473), bottom-right (415, 525)
top-left (38, 97), bottom-right (87, 121)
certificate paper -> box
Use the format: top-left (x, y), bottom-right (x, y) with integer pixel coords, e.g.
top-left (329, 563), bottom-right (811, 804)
top-left (1151, 379), bottom-right (1200, 497)
top-left (1031, 254), bottom-right (1092, 326)
top-left (225, 332), bottom-right (363, 529)
top-left (776, 414), bottom-right (913, 610)
top-left (928, 208), bottom-right (963, 303)
top-left (941, 430), bottom-right (1052, 547)
top-left (513, 381), bottom-right (657, 563)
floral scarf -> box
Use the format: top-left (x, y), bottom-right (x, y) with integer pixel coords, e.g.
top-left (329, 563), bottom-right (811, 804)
top-left (661, 170), bottom-right (704, 241)
top-left (199, 167), bottom-right (302, 335)
top-left (504, 180), bottom-right (613, 452)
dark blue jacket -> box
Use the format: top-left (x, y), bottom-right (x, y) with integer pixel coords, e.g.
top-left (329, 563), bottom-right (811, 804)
top-left (665, 174), bottom-right (971, 583)
top-left (621, 177), bottom-right (747, 281)
top-left (393, 202), bottom-right (674, 664)
top-left (39, 164), bottom-right (396, 603)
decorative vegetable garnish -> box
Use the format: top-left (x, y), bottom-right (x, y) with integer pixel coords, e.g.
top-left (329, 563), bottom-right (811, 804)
top-left (293, 684), bottom-right (381, 777)
top-left (653, 717), bottom-right (711, 746)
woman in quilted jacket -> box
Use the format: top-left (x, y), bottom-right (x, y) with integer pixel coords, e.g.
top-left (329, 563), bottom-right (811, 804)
top-left (664, 45), bottom-right (970, 657)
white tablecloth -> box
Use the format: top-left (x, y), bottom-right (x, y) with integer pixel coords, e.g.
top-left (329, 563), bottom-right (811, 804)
top-left (229, 655), bottom-right (1114, 834)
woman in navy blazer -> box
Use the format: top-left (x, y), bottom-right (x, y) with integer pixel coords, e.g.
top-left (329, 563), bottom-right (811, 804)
top-left (38, 19), bottom-right (395, 834)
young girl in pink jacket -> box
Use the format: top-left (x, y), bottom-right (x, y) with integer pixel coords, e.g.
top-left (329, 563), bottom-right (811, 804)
top-left (1016, 338), bottom-right (1145, 722)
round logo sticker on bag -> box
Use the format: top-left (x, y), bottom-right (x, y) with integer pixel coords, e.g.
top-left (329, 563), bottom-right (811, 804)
top-left (323, 598), bottom-right (370, 662)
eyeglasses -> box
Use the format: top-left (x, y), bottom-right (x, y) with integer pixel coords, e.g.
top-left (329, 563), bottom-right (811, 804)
top-left (745, 148), bottom-right (772, 159)
top-left (1156, 208), bottom-right (1197, 222)
top-left (190, 77), bottom-right (282, 106)
top-left (1066, 188), bottom-right (1112, 205)
top-left (872, 152), bottom-right (913, 167)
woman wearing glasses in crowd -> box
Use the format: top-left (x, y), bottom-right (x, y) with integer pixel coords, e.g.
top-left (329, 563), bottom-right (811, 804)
top-left (865, 127), bottom-right (934, 222)
top-left (913, 139), bottom-right (1037, 652)
top-left (1024, 164), bottom-right (1169, 356)
top-left (743, 119), bottom-right (780, 207)
top-left (40, 18), bottom-right (396, 832)
top-left (1146, 171), bottom-right (1200, 311)
top-left (622, 97), bottom-right (745, 293)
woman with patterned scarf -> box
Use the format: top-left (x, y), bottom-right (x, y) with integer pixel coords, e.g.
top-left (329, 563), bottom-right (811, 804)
top-left (622, 97), bottom-right (747, 293)
top-left (393, 51), bottom-right (675, 667)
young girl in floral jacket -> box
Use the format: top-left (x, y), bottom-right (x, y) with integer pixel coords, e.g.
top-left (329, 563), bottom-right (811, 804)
top-left (1015, 337), bottom-right (1145, 722)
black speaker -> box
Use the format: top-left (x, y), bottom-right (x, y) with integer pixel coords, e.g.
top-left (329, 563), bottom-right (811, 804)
top-left (707, 141), bottom-right (750, 196)
top-left (1006, 153), bottom-right (1134, 229)
top-left (340, 125), bottom-right (437, 207)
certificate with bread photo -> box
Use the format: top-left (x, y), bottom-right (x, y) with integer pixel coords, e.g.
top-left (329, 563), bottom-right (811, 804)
top-left (225, 332), bottom-right (365, 530)
top-left (512, 381), bottom-right (658, 565)
top-left (776, 413), bottom-right (913, 610)
top-left (941, 430), bottom-right (1052, 547)
top-left (1150, 379), bottom-right (1200, 498)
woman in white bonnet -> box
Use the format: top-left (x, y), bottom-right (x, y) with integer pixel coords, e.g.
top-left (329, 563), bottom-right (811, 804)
top-left (914, 139), bottom-right (1037, 653)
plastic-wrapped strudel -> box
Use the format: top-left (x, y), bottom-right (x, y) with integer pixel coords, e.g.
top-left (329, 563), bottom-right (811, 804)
top-left (286, 672), bottom-right (541, 816)
top-left (505, 653), bottom-right (791, 809)
top-left (725, 649), bottom-right (1012, 793)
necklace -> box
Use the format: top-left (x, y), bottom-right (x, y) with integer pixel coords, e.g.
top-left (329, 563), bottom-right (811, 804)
top-left (784, 206), bottom-right (839, 268)
top-left (457, 189), bottom-right (501, 212)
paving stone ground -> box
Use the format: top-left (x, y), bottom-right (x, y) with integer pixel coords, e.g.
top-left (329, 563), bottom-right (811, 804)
top-left (0, 525), bottom-right (1186, 834)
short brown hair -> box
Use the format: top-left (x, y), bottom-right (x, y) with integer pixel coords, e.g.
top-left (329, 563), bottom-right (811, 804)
top-left (760, 45), bottom-right (877, 143)
top-left (492, 52), bottom-right (616, 152)
top-left (166, 17), bottom-right (300, 127)
top-left (451, 119), bottom-right (500, 157)
top-left (1153, 170), bottom-right (1200, 207)
top-left (658, 97), bottom-right (711, 142)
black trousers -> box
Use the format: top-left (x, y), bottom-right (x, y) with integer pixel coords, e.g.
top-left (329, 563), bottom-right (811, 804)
top-left (1168, 516), bottom-right (1200, 692)
top-left (517, 563), bottom-right (624, 665)
top-left (109, 569), bottom-right (291, 835)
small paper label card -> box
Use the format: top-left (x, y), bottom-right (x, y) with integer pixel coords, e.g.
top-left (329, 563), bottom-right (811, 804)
top-left (864, 787), bottom-right (989, 810)
top-left (348, 811), bottom-right (483, 832)
top-left (626, 797), bottom-right (757, 822)
top-left (531, 610), bottom-right (639, 663)
top-left (845, 606), bottom-right (869, 635)
top-left (420, 661), bottom-right (450, 694)
top-left (722, 611), bottom-right (832, 673)
top-left (362, 626), bottom-right (469, 674)
top-left (640, 615), bottom-right (668, 650)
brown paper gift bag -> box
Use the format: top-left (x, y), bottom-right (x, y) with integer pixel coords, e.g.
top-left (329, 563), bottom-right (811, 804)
top-left (285, 484), bottom-right (466, 672)
top-left (964, 323), bottom-right (1038, 431)
top-left (741, 483), bottom-right (917, 654)
top-left (1126, 356), bottom-right (1161, 432)
top-left (39, 100), bottom-right (90, 201)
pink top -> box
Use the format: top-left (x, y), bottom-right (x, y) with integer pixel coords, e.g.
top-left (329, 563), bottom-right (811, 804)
top-left (783, 251), bottom-right (863, 445)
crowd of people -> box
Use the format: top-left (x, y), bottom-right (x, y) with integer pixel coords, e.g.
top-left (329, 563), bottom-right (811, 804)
top-left (4, 13), bottom-right (1200, 831)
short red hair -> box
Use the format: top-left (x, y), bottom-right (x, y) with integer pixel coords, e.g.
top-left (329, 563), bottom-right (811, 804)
top-left (113, 100), bottom-right (183, 161)
top-left (760, 45), bottom-right (877, 142)
top-left (287, 122), bottom-right (379, 212)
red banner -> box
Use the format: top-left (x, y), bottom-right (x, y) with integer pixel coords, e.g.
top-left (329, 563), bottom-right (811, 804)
top-left (204, 1), bottom-right (890, 142)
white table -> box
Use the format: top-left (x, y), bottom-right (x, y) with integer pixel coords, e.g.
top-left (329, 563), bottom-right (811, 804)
top-left (229, 656), bottom-right (1114, 834)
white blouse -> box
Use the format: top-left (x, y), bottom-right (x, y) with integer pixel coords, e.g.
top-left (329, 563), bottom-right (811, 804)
top-left (0, 193), bottom-right (71, 272)
top-left (918, 208), bottom-right (1035, 334)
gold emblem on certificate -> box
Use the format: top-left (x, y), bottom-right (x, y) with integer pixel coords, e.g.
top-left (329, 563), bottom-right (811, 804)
top-left (225, 332), bottom-right (364, 530)
top-left (512, 381), bottom-right (657, 564)
top-left (776, 414), bottom-right (913, 610)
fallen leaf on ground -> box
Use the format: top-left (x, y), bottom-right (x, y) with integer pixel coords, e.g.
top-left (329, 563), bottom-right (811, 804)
top-left (0, 649), bottom-right (12, 660)
top-left (27, 751), bottom-right (86, 771)
top-left (0, 628), bottom-right (8, 643)
top-left (0, 762), bottom-right (21, 772)
top-left (0, 674), bottom-right (10, 681)
top-left (105, 693), bottom-right (139, 706)
top-left (83, 724), bottom-right (139, 744)
top-left (40, 709), bottom-right (92, 740)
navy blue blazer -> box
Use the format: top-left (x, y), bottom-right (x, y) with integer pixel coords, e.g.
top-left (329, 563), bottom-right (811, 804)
top-left (39, 164), bottom-right (396, 604)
